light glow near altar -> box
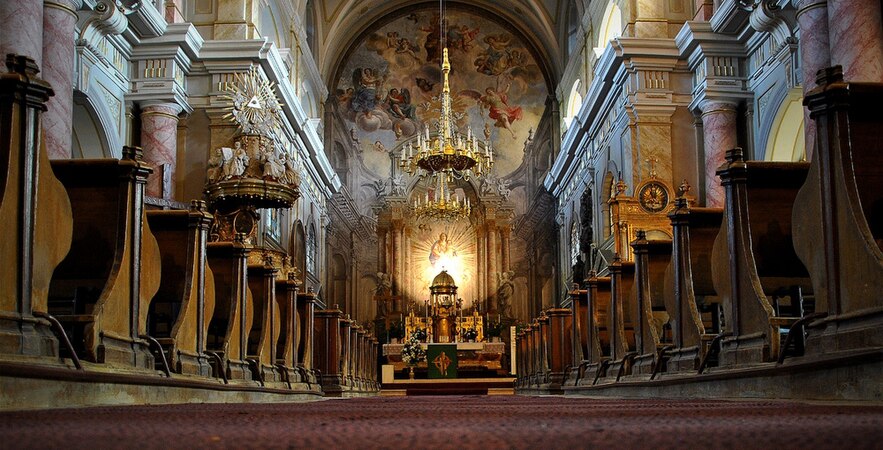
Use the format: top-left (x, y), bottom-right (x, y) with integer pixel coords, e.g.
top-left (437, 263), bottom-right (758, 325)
top-left (407, 223), bottom-right (476, 303)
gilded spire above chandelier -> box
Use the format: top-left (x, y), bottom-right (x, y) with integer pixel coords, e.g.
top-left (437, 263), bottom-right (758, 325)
top-left (399, 48), bottom-right (494, 181)
top-left (402, 0), bottom-right (491, 222)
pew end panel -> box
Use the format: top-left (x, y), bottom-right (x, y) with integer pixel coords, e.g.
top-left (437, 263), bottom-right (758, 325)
top-left (794, 69), bottom-right (883, 358)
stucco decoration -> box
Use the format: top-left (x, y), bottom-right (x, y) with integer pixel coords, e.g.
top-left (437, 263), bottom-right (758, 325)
top-left (335, 7), bottom-right (547, 179)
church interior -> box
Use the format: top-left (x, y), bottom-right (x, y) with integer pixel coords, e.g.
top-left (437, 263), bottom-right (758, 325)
top-left (1, 0), bottom-right (882, 445)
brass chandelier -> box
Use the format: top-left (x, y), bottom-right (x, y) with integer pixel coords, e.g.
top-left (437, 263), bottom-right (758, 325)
top-left (399, 47), bottom-right (494, 181)
top-left (412, 173), bottom-right (471, 221)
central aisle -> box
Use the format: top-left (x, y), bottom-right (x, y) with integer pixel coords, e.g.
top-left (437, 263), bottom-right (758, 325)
top-left (2, 396), bottom-right (881, 448)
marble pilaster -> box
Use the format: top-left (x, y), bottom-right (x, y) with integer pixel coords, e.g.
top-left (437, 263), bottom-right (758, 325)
top-left (0, 1), bottom-right (43, 67)
top-left (42, 0), bottom-right (81, 160)
top-left (827, 0), bottom-right (883, 83)
top-left (699, 100), bottom-right (738, 208)
top-left (487, 225), bottom-right (499, 313)
top-left (140, 103), bottom-right (183, 199)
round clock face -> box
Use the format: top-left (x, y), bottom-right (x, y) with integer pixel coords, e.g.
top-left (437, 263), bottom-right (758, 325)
top-left (639, 182), bottom-right (669, 213)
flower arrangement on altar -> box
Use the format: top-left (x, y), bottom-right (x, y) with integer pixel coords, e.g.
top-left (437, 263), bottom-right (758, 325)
top-left (486, 321), bottom-right (505, 339)
top-left (462, 328), bottom-right (478, 342)
top-left (401, 335), bottom-right (426, 366)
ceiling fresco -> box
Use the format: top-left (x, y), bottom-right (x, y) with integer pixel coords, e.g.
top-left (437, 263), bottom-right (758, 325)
top-left (334, 6), bottom-right (548, 179)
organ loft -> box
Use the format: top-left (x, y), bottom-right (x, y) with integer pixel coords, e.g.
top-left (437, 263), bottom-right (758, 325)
top-left (1, 0), bottom-right (882, 426)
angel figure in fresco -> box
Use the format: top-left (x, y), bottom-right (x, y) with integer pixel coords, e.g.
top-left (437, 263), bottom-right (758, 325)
top-left (420, 14), bottom-right (442, 62)
top-left (394, 37), bottom-right (421, 62)
top-left (350, 67), bottom-right (382, 114)
top-left (429, 232), bottom-right (458, 268)
top-left (447, 24), bottom-right (480, 51)
top-left (384, 88), bottom-right (415, 119)
top-left (461, 76), bottom-right (523, 138)
top-left (474, 34), bottom-right (512, 76)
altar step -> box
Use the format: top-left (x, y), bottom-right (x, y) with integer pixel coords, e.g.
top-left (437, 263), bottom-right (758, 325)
top-left (381, 378), bottom-right (515, 396)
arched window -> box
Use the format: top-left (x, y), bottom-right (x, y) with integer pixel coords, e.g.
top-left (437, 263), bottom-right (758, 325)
top-left (564, 79), bottom-right (583, 130)
top-left (765, 88), bottom-right (806, 162)
top-left (565, 1), bottom-right (580, 57)
top-left (594, 2), bottom-right (623, 57)
top-left (306, 224), bottom-right (317, 275)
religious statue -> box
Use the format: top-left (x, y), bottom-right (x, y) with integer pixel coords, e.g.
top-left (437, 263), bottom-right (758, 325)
top-left (222, 141), bottom-right (248, 179)
top-left (282, 152), bottom-right (300, 186)
top-left (496, 270), bottom-right (515, 318)
top-left (207, 147), bottom-right (230, 183)
top-left (390, 174), bottom-right (406, 196)
top-left (262, 147), bottom-right (285, 180)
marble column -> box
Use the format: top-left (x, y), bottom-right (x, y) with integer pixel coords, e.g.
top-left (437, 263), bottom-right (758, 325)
top-left (165, 0), bottom-right (184, 23)
top-left (795, 0), bottom-right (830, 158)
top-left (0, 1), bottom-right (43, 67)
top-left (42, 0), bottom-right (81, 160)
top-left (501, 227), bottom-right (511, 274)
top-left (140, 103), bottom-right (182, 199)
top-left (487, 225), bottom-right (499, 312)
top-left (699, 100), bottom-right (738, 208)
top-left (392, 223), bottom-right (403, 309)
top-left (828, 0), bottom-right (883, 83)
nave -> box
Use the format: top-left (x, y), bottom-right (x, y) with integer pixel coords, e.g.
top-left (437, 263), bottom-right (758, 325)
top-left (2, 396), bottom-right (882, 449)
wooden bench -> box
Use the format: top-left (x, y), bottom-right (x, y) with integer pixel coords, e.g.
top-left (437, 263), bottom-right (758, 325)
top-left (712, 148), bottom-right (813, 366)
top-left (629, 231), bottom-right (673, 376)
top-left (577, 274), bottom-right (612, 385)
top-left (599, 257), bottom-right (637, 382)
top-left (205, 235), bottom-right (253, 381)
top-left (0, 54), bottom-right (73, 360)
top-left (662, 199), bottom-right (724, 373)
top-left (563, 287), bottom-right (588, 386)
top-left (296, 289), bottom-right (318, 384)
top-left (794, 67), bottom-right (883, 357)
top-left (274, 270), bottom-right (300, 387)
top-left (546, 307), bottom-right (574, 390)
top-left (314, 306), bottom-right (344, 395)
top-left (245, 258), bottom-right (281, 386)
top-left (48, 147), bottom-right (161, 369)
top-left (144, 200), bottom-right (215, 376)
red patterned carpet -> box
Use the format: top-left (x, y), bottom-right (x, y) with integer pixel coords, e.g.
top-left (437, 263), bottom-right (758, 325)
top-left (2, 396), bottom-right (882, 449)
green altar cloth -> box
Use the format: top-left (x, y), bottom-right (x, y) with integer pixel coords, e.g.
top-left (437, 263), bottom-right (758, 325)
top-left (427, 344), bottom-right (458, 379)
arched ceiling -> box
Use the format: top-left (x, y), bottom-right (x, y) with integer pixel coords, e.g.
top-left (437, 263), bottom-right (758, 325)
top-left (311, 0), bottom-right (572, 87)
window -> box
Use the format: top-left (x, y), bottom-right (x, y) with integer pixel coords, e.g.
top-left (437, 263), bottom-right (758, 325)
top-left (264, 209), bottom-right (281, 244)
top-left (564, 79), bottom-right (583, 130)
top-left (594, 2), bottom-right (623, 57)
top-left (306, 224), bottom-right (317, 275)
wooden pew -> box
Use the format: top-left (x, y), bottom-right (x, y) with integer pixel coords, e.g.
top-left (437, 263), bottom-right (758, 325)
top-left (712, 148), bottom-right (813, 366)
top-left (296, 289), bottom-right (318, 384)
top-left (274, 269), bottom-right (301, 387)
top-left (629, 231), bottom-right (673, 376)
top-left (245, 258), bottom-right (281, 385)
top-left (604, 256), bottom-right (637, 381)
top-left (205, 235), bottom-right (254, 381)
top-left (546, 308), bottom-right (574, 390)
top-left (0, 55), bottom-right (72, 360)
top-left (48, 147), bottom-right (161, 369)
top-left (577, 274), bottom-right (612, 385)
top-left (793, 67), bottom-right (883, 357)
top-left (563, 287), bottom-right (588, 386)
top-left (662, 198), bottom-right (724, 373)
top-left (144, 200), bottom-right (215, 376)
top-left (314, 306), bottom-right (344, 395)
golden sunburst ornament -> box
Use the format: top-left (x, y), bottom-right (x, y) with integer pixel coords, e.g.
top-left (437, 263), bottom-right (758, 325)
top-left (220, 66), bottom-right (284, 137)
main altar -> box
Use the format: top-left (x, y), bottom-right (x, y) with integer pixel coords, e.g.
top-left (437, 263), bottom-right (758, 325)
top-left (382, 270), bottom-right (508, 377)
